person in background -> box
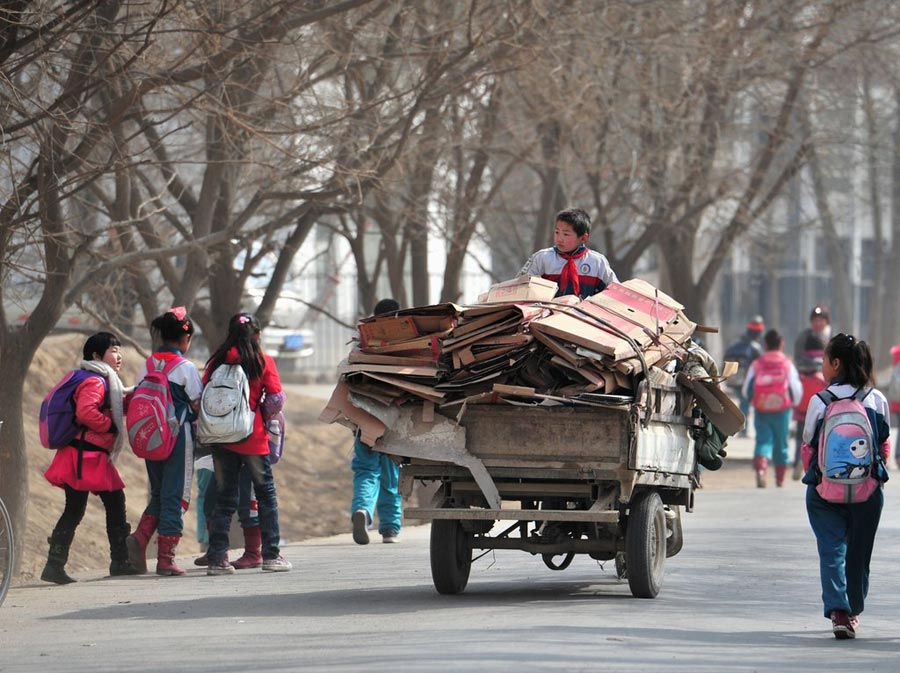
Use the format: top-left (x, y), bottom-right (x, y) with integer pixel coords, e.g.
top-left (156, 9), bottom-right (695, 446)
top-left (518, 208), bottom-right (618, 299)
top-left (795, 305), bottom-right (832, 364)
top-left (351, 298), bottom-right (404, 545)
top-left (42, 333), bottom-right (139, 583)
top-left (800, 333), bottom-right (890, 640)
top-left (723, 316), bottom-right (765, 437)
top-left (126, 308), bottom-right (203, 576)
top-left (888, 343), bottom-right (900, 468)
top-left (742, 329), bottom-right (802, 488)
top-left (791, 333), bottom-right (827, 481)
top-left (204, 313), bottom-right (290, 574)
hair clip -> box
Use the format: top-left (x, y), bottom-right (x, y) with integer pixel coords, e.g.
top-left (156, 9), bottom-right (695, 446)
top-left (238, 315), bottom-right (250, 325)
top-left (182, 322), bottom-right (190, 331)
top-left (168, 306), bottom-right (187, 321)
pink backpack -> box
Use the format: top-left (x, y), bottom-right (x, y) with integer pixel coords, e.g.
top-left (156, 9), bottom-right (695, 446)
top-left (815, 388), bottom-right (879, 504)
top-left (751, 352), bottom-right (792, 412)
top-left (126, 356), bottom-right (186, 461)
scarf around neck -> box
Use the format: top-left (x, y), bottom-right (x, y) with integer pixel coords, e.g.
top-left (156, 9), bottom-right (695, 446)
top-left (80, 359), bottom-right (126, 464)
top-left (556, 244), bottom-right (589, 296)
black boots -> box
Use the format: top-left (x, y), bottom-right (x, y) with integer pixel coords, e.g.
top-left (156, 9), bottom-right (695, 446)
top-left (41, 528), bottom-right (77, 585)
top-left (108, 523), bottom-right (140, 576)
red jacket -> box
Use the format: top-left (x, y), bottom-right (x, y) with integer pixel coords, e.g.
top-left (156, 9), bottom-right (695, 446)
top-left (204, 349), bottom-right (283, 455)
top-left (44, 374), bottom-right (125, 493)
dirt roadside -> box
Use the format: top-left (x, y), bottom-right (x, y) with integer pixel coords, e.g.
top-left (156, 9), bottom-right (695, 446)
top-left (10, 335), bottom-right (756, 585)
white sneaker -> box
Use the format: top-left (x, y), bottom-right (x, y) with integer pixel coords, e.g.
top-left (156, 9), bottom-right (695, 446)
top-left (382, 533), bottom-right (399, 544)
top-left (261, 555), bottom-right (292, 572)
top-left (352, 510), bottom-right (370, 545)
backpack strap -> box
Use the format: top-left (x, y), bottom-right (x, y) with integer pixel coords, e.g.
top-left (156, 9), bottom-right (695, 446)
top-left (815, 389), bottom-right (838, 406)
top-left (852, 387), bottom-right (871, 402)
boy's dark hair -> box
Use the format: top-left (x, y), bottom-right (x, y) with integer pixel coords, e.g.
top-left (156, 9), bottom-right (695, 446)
top-left (206, 313), bottom-right (265, 380)
top-left (152, 308), bottom-right (195, 344)
top-left (83, 332), bottom-right (121, 361)
top-left (555, 208), bottom-right (591, 238)
top-left (803, 333), bottom-right (825, 353)
top-left (373, 298), bottom-right (400, 315)
top-left (825, 333), bottom-right (874, 388)
top-left (763, 329), bottom-right (783, 351)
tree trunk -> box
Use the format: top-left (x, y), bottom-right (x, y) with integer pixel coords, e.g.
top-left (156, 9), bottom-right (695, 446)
top-left (888, 90), bottom-right (900, 353)
top-left (532, 120), bottom-right (566, 253)
top-left (807, 139), bottom-right (853, 329)
top-left (0, 336), bottom-right (41, 576)
top-left (862, 67), bottom-right (885, 363)
top-left (657, 230), bottom-right (707, 326)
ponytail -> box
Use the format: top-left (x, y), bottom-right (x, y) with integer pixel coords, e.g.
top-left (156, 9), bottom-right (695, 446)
top-left (825, 333), bottom-right (874, 388)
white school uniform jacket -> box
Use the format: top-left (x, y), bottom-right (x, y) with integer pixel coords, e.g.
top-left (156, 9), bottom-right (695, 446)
top-left (518, 246), bottom-right (618, 298)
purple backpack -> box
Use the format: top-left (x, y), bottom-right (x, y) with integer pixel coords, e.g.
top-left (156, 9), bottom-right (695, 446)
top-left (39, 370), bottom-right (105, 449)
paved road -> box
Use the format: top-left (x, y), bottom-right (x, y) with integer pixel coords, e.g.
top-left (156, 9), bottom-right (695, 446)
top-left (2, 486), bottom-right (899, 672)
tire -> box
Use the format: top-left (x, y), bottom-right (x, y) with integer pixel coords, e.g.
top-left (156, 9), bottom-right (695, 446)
top-left (0, 497), bottom-right (14, 608)
top-left (625, 491), bottom-right (666, 599)
top-left (430, 519), bottom-right (472, 595)
top-left (665, 505), bottom-right (684, 558)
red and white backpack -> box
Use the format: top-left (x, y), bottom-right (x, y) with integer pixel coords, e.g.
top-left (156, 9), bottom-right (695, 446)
top-left (751, 351), bottom-right (792, 412)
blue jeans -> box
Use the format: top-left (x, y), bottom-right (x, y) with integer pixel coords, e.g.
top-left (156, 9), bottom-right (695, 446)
top-left (806, 485), bottom-right (883, 617)
top-left (351, 437), bottom-right (402, 535)
top-left (209, 450), bottom-right (280, 562)
top-left (202, 465), bottom-right (256, 527)
top-left (144, 430), bottom-right (193, 536)
top-left (753, 409), bottom-right (791, 465)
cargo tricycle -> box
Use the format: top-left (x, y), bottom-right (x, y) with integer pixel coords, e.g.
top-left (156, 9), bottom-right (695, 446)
top-left (371, 376), bottom-right (699, 599)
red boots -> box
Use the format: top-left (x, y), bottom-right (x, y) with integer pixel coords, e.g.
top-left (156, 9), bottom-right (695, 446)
top-left (754, 456), bottom-right (768, 488)
top-left (774, 465), bottom-right (788, 488)
top-left (126, 513), bottom-right (158, 574)
top-left (231, 526), bottom-right (262, 570)
top-left (156, 534), bottom-right (185, 576)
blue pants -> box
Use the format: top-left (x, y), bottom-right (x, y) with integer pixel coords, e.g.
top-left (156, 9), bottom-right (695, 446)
top-left (806, 485), bottom-right (882, 618)
top-left (202, 465), bottom-right (256, 527)
top-left (144, 431), bottom-right (193, 536)
top-left (209, 450), bottom-right (280, 563)
top-left (753, 409), bottom-right (791, 466)
top-left (195, 468), bottom-right (213, 545)
top-left (351, 437), bottom-right (402, 535)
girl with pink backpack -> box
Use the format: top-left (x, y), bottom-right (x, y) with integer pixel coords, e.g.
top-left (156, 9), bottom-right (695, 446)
top-left (125, 308), bottom-right (203, 576)
top-left (741, 329), bottom-right (803, 487)
top-left (800, 333), bottom-right (890, 640)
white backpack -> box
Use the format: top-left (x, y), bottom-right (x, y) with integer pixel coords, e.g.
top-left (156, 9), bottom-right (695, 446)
top-left (197, 364), bottom-right (254, 444)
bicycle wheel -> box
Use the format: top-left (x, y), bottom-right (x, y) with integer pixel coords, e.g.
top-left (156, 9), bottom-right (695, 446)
top-left (0, 496), bottom-right (14, 607)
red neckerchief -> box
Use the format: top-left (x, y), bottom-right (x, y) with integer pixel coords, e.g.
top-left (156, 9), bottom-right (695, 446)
top-left (556, 245), bottom-right (588, 296)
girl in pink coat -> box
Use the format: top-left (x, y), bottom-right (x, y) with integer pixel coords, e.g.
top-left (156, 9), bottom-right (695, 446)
top-left (42, 332), bottom-right (138, 583)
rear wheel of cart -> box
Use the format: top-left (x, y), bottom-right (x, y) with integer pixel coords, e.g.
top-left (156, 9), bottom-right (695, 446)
top-left (430, 519), bottom-right (472, 595)
top-left (625, 491), bottom-right (666, 599)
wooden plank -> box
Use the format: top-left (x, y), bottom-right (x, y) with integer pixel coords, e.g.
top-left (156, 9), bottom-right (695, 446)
top-left (458, 406), bottom-right (627, 462)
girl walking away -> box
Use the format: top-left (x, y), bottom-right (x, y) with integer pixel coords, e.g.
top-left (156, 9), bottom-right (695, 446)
top-left (42, 333), bottom-right (139, 583)
top-left (204, 313), bottom-right (290, 575)
top-left (126, 308), bottom-right (203, 576)
top-left (800, 333), bottom-right (890, 640)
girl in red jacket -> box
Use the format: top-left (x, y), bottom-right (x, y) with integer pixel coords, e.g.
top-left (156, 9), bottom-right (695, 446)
top-left (204, 313), bottom-right (290, 574)
top-left (42, 332), bottom-right (139, 583)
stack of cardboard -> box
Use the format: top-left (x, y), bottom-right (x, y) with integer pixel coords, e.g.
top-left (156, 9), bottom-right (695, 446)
top-left (321, 278), bottom-right (704, 430)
